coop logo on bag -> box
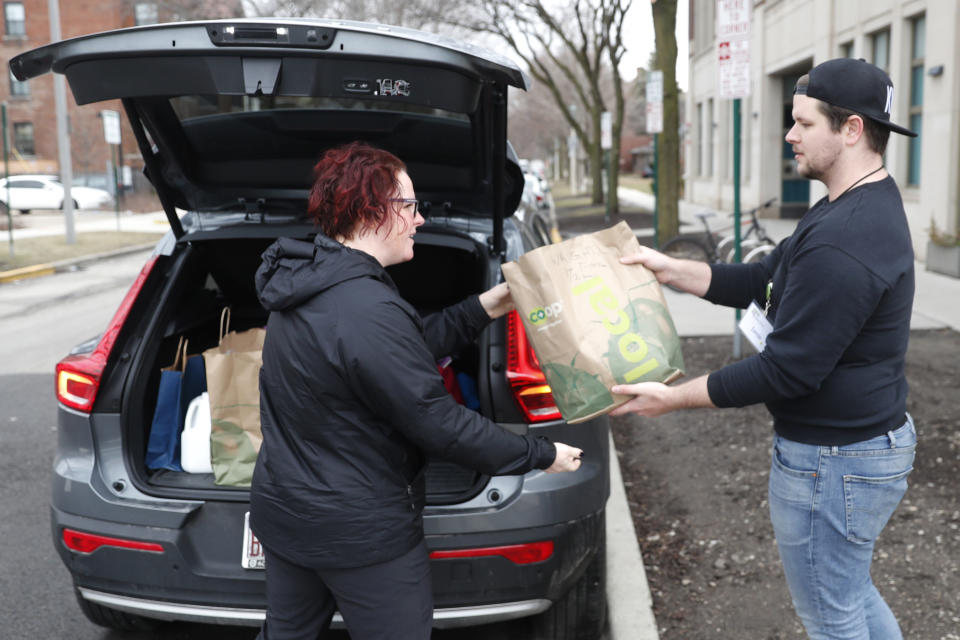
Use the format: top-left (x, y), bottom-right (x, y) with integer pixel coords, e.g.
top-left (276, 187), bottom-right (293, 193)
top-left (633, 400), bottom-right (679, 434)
top-left (528, 302), bottom-right (563, 329)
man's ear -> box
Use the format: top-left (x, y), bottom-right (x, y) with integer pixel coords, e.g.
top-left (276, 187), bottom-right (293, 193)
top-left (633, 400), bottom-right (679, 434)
top-left (845, 115), bottom-right (866, 145)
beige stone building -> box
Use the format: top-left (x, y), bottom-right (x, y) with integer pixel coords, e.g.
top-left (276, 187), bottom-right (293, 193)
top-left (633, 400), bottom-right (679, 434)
top-left (686, 0), bottom-right (959, 263)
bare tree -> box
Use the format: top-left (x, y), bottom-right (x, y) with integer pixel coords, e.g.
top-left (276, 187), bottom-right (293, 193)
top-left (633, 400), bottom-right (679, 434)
top-left (434, 0), bottom-right (630, 211)
top-left (651, 0), bottom-right (679, 240)
top-left (243, 0), bottom-right (452, 29)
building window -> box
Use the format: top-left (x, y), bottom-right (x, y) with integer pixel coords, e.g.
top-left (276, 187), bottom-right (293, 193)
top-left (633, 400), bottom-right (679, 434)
top-left (871, 28), bottom-right (890, 72)
top-left (13, 122), bottom-right (34, 156)
top-left (694, 0), bottom-right (716, 56)
top-left (907, 14), bottom-right (925, 187)
top-left (134, 2), bottom-right (158, 25)
top-left (9, 68), bottom-right (28, 96)
top-left (4, 2), bottom-right (26, 37)
top-left (840, 41), bottom-right (854, 58)
top-left (743, 96), bottom-right (752, 181)
top-left (696, 102), bottom-right (703, 177)
top-left (707, 98), bottom-right (714, 177)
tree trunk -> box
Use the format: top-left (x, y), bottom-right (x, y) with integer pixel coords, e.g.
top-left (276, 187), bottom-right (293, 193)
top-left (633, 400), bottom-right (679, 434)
top-left (652, 0), bottom-right (680, 241)
top-left (589, 143), bottom-right (604, 204)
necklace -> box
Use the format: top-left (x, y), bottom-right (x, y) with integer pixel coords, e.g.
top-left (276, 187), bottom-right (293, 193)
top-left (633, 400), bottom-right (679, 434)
top-left (837, 166), bottom-right (884, 200)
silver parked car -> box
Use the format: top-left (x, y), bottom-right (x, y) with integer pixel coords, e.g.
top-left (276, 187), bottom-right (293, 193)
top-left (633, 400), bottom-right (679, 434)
top-left (12, 18), bottom-right (609, 638)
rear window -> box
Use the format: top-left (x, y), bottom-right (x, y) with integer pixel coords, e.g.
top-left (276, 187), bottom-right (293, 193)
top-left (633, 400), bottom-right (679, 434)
top-left (170, 94), bottom-right (469, 122)
top-left (167, 95), bottom-right (478, 195)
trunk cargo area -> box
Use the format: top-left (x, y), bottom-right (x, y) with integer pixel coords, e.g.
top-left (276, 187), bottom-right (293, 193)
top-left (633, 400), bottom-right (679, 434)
top-left (131, 230), bottom-right (493, 504)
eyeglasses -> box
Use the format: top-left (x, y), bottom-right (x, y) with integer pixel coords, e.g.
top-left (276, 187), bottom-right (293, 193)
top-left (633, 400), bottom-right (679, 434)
top-left (389, 198), bottom-right (421, 213)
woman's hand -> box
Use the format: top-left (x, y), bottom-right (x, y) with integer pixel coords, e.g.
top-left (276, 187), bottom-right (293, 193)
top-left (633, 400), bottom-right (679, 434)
top-left (478, 282), bottom-right (514, 319)
top-left (546, 442), bottom-right (584, 473)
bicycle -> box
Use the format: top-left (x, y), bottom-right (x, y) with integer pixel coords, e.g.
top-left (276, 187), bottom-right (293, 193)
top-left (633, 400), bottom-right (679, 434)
top-left (661, 198), bottom-right (778, 264)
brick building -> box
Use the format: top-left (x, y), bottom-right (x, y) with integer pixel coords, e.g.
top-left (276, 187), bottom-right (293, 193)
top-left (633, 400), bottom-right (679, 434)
top-left (2, 0), bottom-right (241, 190)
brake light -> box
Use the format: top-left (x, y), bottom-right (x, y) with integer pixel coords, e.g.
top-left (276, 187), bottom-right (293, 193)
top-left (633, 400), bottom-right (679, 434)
top-left (505, 311), bottom-right (561, 422)
top-left (55, 256), bottom-right (157, 412)
top-left (430, 540), bottom-right (554, 565)
top-left (62, 528), bottom-right (164, 555)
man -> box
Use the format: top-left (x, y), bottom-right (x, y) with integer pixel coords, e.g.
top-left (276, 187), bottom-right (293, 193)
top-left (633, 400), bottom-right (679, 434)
top-left (611, 58), bottom-right (917, 639)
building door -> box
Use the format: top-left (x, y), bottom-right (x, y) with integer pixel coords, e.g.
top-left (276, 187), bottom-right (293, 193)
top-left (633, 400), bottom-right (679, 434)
top-left (781, 74), bottom-right (809, 218)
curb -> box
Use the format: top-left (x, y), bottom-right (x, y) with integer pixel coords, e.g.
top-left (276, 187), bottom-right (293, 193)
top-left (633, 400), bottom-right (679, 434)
top-left (0, 263), bottom-right (56, 283)
top-left (606, 432), bottom-right (660, 639)
top-left (0, 241), bottom-right (157, 285)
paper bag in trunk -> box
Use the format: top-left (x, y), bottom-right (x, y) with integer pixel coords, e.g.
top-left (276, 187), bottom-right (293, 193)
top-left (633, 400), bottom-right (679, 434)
top-left (202, 308), bottom-right (266, 486)
top-left (502, 221), bottom-right (684, 423)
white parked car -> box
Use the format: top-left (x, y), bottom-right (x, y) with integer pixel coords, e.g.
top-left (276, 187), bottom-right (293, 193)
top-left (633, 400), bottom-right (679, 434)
top-left (0, 174), bottom-right (113, 214)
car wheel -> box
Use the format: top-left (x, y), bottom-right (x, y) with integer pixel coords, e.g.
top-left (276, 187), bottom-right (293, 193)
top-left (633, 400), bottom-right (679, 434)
top-left (74, 589), bottom-right (160, 631)
top-left (59, 199), bottom-right (80, 210)
top-left (529, 522), bottom-right (607, 640)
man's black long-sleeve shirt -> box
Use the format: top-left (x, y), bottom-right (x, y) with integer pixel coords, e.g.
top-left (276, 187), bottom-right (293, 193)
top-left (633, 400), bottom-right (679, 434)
top-left (705, 177), bottom-right (915, 445)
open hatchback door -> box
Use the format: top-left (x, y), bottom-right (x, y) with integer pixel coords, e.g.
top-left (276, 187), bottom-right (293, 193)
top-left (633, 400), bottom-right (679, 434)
top-left (11, 18), bottom-right (527, 253)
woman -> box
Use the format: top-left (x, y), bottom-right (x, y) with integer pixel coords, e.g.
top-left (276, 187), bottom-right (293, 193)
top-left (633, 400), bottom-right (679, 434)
top-left (250, 141), bottom-right (582, 640)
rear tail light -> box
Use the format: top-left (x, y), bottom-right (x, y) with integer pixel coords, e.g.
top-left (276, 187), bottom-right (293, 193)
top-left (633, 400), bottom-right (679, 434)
top-left (55, 256), bottom-right (157, 413)
top-left (62, 528), bottom-right (164, 555)
top-left (505, 311), bottom-right (562, 422)
top-left (430, 540), bottom-right (554, 565)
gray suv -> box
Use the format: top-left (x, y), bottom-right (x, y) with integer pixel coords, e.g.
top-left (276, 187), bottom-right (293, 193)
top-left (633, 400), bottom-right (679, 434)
top-left (12, 19), bottom-right (609, 638)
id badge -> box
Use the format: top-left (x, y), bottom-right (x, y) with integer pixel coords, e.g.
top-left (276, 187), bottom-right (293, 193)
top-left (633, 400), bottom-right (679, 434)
top-left (738, 301), bottom-right (773, 352)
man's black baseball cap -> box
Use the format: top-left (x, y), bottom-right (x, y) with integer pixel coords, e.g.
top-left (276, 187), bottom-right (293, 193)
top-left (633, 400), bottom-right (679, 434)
top-left (795, 58), bottom-right (918, 137)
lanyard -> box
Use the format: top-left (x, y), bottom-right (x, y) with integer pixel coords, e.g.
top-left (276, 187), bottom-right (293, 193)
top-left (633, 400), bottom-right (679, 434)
top-left (764, 281), bottom-right (772, 317)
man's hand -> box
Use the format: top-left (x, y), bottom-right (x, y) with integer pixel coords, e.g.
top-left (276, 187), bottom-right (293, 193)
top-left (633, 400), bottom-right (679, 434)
top-left (610, 375), bottom-right (715, 417)
top-left (545, 442), bottom-right (584, 473)
top-left (621, 247), bottom-right (712, 297)
top-left (609, 382), bottom-right (675, 417)
top-left (478, 282), bottom-right (514, 319)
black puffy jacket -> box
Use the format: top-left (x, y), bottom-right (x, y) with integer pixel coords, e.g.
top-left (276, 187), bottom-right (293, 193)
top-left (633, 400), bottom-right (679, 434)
top-left (249, 234), bottom-right (556, 569)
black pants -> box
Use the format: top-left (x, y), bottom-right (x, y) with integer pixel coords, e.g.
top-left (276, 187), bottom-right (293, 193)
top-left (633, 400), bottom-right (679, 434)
top-left (257, 540), bottom-right (433, 640)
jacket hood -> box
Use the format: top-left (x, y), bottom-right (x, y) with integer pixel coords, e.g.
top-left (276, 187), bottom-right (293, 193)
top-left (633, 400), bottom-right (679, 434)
top-left (255, 234), bottom-right (387, 311)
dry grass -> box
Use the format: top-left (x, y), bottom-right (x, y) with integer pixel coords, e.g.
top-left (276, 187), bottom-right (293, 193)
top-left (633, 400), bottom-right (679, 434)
top-left (0, 231), bottom-right (163, 272)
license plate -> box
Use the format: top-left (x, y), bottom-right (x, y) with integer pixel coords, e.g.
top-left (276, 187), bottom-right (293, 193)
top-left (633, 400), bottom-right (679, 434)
top-left (242, 512), bottom-right (265, 570)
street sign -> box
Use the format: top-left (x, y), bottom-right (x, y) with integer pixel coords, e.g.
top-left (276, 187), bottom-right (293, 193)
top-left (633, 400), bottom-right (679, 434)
top-left (101, 109), bottom-right (121, 145)
top-left (601, 111), bottom-right (612, 150)
top-left (717, 0), bottom-right (751, 99)
top-left (645, 71), bottom-right (663, 134)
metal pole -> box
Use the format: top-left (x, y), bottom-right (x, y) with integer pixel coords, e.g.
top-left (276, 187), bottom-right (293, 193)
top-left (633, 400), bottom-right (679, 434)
top-left (732, 98), bottom-right (743, 358)
top-left (652, 133), bottom-right (659, 249)
top-left (49, 0), bottom-right (75, 244)
top-left (114, 143), bottom-right (121, 231)
top-left (2, 103), bottom-right (13, 258)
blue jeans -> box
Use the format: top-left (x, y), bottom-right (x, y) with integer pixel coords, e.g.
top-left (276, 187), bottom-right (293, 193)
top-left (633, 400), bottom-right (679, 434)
top-left (768, 415), bottom-right (916, 639)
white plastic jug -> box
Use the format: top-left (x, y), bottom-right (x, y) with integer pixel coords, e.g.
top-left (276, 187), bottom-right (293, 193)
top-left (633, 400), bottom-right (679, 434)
top-left (181, 392), bottom-right (213, 474)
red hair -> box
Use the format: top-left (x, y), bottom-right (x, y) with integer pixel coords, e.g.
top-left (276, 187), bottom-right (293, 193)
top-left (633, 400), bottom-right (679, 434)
top-left (307, 142), bottom-right (407, 240)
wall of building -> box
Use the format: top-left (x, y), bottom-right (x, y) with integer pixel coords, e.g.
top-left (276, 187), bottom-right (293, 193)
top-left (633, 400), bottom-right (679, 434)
top-left (686, 0), bottom-right (960, 260)
top-left (2, 0), bottom-right (137, 183)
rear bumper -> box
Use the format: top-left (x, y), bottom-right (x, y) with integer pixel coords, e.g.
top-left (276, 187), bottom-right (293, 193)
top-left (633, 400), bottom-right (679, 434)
top-left (55, 504), bottom-right (604, 628)
top-left (77, 587), bottom-right (550, 629)
top-left (54, 407), bottom-right (609, 628)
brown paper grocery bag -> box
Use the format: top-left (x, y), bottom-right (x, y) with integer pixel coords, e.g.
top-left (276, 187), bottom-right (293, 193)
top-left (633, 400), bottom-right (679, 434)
top-left (502, 221), bottom-right (684, 423)
top-left (202, 308), bottom-right (266, 486)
